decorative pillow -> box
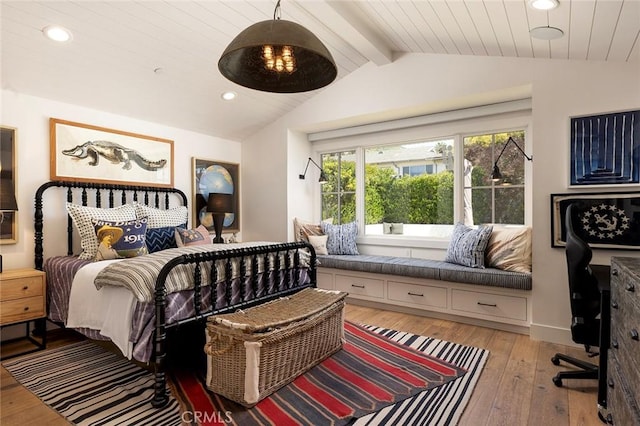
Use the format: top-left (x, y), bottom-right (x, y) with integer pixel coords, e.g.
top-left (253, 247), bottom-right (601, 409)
top-left (134, 203), bottom-right (188, 229)
top-left (485, 226), bottom-right (532, 273)
top-left (321, 221), bottom-right (359, 255)
top-left (146, 225), bottom-right (184, 253)
top-left (293, 217), bottom-right (333, 242)
top-left (308, 235), bottom-right (329, 255)
top-left (175, 225), bottom-right (211, 247)
top-left (444, 222), bottom-right (493, 268)
top-left (66, 202), bottom-right (137, 260)
top-left (93, 218), bottom-right (149, 261)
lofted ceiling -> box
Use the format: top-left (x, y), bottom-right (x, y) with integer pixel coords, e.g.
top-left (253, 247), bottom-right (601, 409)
top-left (2, 1), bottom-right (639, 141)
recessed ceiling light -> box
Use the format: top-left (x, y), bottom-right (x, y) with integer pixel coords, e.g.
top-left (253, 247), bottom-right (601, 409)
top-left (529, 0), bottom-right (559, 10)
top-left (42, 25), bottom-right (73, 42)
top-left (221, 91), bottom-right (237, 101)
top-left (530, 26), bottom-right (564, 40)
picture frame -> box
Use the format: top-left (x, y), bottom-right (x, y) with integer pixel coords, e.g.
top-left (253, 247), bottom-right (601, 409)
top-left (1, 125), bottom-right (18, 244)
top-left (192, 158), bottom-right (240, 234)
top-left (550, 192), bottom-right (640, 249)
top-left (569, 109), bottom-right (640, 187)
top-left (50, 118), bottom-right (174, 188)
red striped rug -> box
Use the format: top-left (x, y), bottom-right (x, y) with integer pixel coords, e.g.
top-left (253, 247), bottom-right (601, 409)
top-left (170, 321), bottom-right (472, 426)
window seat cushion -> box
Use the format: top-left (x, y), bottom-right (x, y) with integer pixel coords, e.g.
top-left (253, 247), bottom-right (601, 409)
top-left (317, 254), bottom-right (531, 291)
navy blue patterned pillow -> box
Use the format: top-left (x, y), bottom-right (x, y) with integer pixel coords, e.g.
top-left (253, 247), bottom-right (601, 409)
top-left (146, 224), bottom-right (184, 253)
top-left (321, 221), bottom-right (359, 255)
top-left (445, 223), bottom-right (493, 268)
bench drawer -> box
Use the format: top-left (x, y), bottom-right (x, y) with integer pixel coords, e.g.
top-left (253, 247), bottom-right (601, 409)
top-left (451, 289), bottom-right (527, 321)
top-left (335, 274), bottom-right (384, 299)
top-left (316, 271), bottom-right (334, 290)
top-left (388, 281), bottom-right (447, 308)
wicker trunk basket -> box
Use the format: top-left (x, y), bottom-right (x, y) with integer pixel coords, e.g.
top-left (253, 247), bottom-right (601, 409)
top-left (204, 288), bottom-right (347, 407)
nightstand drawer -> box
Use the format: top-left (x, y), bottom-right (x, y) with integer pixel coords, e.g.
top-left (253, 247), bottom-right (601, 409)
top-left (0, 295), bottom-right (45, 324)
top-left (0, 276), bottom-right (44, 301)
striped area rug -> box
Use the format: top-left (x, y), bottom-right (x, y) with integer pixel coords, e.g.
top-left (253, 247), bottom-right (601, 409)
top-left (173, 321), bottom-right (489, 426)
top-left (3, 322), bottom-right (488, 426)
top-left (2, 341), bottom-right (181, 425)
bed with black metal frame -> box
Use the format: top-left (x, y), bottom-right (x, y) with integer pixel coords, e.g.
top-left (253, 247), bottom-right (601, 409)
top-left (34, 180), bottom-right (317, 407)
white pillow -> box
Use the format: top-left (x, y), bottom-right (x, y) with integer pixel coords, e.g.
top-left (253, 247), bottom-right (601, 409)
top-left (308, 235), bottom-right (329, 255)
top-left (134, 203), bottom-right (188, 229)
top-left (293, 217), bottom-right (333, 242)
top-left (66, 202), bottom-right (137, 260)
top-left (485, 226), bottom-right (532, 273)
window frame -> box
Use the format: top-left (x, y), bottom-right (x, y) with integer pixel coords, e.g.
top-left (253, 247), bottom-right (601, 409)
top-left (310, 104), bottom-right (532, 248)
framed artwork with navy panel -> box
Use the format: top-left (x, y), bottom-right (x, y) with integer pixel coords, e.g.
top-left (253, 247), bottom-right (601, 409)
top-left (551, 192), bottom-right (640, 250)
top-left (569, 109), bottom-right (640, 187)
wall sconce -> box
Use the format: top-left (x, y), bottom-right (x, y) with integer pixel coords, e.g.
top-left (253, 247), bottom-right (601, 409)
top-left (0, 173), bottom-right (18, 273)
top-left (218, 0), bottom-right (337, 93)
top-left (299, 157), bottom-right (328, 184)
top-left (490, 137), bottom-right (533, 182)
top-left (207, 193), bottom-right (233, 243)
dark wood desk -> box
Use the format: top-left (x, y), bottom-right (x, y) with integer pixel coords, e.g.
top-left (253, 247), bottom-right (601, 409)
top-left (592, 264), bottom-right (611, 410)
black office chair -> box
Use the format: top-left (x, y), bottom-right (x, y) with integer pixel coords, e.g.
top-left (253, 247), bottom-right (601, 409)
top-left (551, 203), bottom-right (601, 387)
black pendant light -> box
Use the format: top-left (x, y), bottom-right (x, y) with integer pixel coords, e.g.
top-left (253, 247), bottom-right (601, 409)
top-left (218, 0), bottom-right (337, 93)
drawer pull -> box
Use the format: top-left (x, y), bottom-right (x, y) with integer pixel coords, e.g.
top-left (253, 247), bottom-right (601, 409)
top-left (631, 329), bottom-right (639, 341)
top-left (625, 283), bottom-right (635, 292)
top-left (351, 284), bottom-right (365, 289)
top-left (477, 302), bottom-right (497, 307)
top-left (407, 292), bottom-right (424, 297)
top-left (612, 339), bottom-right (619, 349)
top-left (23, 307), bottom-right (29, 311)
top-left (607, 378), bottom-right (614, 388)
top-left (23, 286), bottom-right (29, 291)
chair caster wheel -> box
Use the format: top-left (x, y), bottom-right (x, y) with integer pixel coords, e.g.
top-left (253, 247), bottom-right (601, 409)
top-left (552, 376), bottom-right (563, 387)
top-left (551, 356), bottom-right (560, 365)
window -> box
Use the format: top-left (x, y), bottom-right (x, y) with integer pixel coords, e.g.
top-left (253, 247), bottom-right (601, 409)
top-left (364, 139), bottom-right (455, 237)
top-left (320, 151), bottom-right (356, 223)
top-left (311, 100), bottom-right (531, 240)
top-left (319, 131), bottom-right (527, 237)
top-left (463, 131), bottom-right (526, 225)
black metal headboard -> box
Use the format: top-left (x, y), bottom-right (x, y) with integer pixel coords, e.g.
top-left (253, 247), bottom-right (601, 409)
top-left (34, 180), bottom-right (187, 270)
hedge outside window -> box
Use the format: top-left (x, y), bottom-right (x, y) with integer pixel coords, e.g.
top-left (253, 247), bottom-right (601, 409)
top-left (320, 151), bottom-right (356, 224)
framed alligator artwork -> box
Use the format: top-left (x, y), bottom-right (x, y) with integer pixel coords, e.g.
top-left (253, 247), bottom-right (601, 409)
top-left (50, 118), bottom-right (174, 188)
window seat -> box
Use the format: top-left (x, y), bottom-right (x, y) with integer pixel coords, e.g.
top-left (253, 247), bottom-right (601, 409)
top-left (317, 254), bottom-right (531, 291)
top-left (316, 253), bottom-right (532, 333)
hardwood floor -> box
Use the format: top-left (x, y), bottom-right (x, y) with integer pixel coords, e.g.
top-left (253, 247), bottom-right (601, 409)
top-left (1, 304), bottom-right (604, 425)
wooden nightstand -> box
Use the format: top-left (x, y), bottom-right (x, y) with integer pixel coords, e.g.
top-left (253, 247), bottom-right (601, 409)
top-left (0, 268), bottom-right (47, 359)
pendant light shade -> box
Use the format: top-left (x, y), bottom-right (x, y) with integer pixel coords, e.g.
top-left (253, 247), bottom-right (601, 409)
top-left (218, 2), bottom-right (337, 93)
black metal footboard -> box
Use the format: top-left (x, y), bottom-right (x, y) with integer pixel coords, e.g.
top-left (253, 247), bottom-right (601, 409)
top-left (151, 242), bottom-right (317, 407)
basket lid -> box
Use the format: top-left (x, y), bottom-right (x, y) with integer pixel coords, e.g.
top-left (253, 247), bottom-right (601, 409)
top-left (207, 288), bottom-right (346, 333)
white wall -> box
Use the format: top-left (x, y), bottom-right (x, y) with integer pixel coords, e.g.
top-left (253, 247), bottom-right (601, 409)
top-left (242, 52), bottom-right (640, 345)
top-left (0, 90), bottom-right (242, 270)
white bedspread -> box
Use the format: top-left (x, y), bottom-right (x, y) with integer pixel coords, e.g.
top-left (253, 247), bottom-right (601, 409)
top-left (66, 260), bottom-right (137, 359)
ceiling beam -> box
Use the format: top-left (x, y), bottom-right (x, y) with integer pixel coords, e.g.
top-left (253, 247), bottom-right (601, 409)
top-left (297, 1), bottom-right (394, 66)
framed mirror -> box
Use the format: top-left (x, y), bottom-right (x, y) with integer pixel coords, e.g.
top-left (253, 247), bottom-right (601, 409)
top-left (1, 126), bottom-right (18, 244)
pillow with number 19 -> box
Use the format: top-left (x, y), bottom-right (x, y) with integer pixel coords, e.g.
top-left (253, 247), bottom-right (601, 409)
top-left (92, 217), bottom-right (149, 261)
